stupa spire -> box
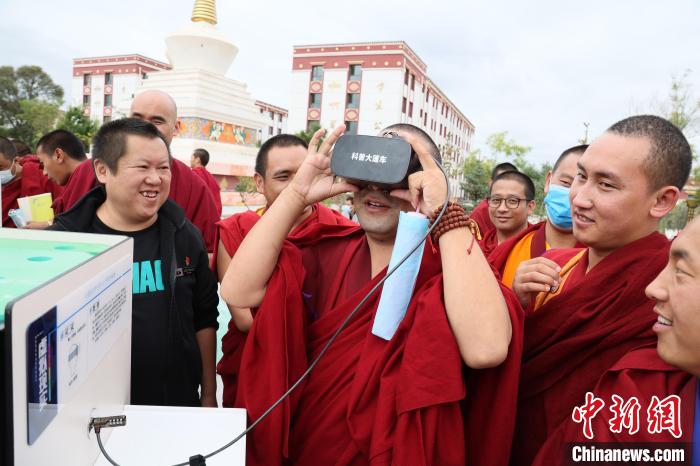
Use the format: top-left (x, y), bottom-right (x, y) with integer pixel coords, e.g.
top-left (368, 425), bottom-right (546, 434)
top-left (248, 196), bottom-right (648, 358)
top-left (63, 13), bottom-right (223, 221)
top-left (191, 0), bottom-right (217, 25)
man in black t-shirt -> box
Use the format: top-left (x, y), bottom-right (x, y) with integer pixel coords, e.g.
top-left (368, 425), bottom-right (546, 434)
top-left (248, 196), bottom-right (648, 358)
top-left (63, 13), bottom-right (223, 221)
top-left (50, 118), bottom-right (219, 407)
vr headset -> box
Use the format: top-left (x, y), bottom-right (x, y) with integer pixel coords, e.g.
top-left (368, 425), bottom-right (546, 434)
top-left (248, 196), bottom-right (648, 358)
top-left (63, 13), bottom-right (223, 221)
top-left (331, 132), bottom-right (424, 190)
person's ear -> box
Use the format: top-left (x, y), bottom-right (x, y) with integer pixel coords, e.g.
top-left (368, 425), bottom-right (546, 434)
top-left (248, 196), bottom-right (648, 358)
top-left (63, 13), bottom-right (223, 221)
top-left (54, 148), bottom-right (66, 164)
top-left (253, 173), bottom-right (265, 197)
top-left (94, 159), bottom-right (110, 184)
top-left (650, 186), bottom-right (680, 220)
top-left (173, 119), bottom-right (182, 137)
top-left (544, 171), bottom-right (553, 194)
top-left (527, 199), bottom-right (536, 216)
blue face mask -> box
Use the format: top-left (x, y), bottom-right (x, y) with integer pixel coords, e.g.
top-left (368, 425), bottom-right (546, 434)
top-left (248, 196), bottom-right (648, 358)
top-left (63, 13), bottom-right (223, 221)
top-left (372, 211), bottom-right (428, 341)
top-left (0, 160), bottom-right (15, 185)
top-left (544, 183), bottom-right (573, 230)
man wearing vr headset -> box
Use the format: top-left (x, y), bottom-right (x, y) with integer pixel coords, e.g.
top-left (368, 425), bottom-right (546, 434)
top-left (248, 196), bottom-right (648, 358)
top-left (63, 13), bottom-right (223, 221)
top-left (220, 123), bottom-right (522, 466)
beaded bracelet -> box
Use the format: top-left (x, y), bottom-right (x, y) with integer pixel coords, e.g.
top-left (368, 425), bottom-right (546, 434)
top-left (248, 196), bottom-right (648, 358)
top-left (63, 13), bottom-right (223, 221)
top-left (429, 203), bottom-right (478, 253)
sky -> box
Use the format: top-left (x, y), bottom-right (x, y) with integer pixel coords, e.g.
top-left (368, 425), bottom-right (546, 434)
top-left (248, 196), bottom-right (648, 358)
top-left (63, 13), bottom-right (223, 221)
top-left (1, 0), bottom-right (699, 164)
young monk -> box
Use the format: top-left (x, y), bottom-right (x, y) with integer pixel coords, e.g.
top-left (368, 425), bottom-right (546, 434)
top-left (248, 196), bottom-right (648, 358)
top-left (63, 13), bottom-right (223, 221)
top-left (479, 171), bottom-right (535, 257)
top-left (534, 217), bottom-right (700, 465)
top-left (221, 124), bottom-right (522, 466)
top-left (470, 162), bottom-right (518, 250)
top-left (190, 148), bottom-right (222, 217)
top-left (214, 134), bottom-right (354, 407)
top-left (489, 145), bottom-right (585, 288)
top-left (510, 115), bottom-right (692, 464)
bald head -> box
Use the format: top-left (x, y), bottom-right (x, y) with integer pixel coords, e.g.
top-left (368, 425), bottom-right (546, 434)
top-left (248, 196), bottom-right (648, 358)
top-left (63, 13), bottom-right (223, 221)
top-left (129, 90), bottom-right (179, 145)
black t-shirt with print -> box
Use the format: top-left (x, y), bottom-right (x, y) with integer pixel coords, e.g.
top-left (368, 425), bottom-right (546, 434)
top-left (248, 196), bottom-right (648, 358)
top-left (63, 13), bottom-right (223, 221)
top-left (91, 215), bottom-right (171, 404)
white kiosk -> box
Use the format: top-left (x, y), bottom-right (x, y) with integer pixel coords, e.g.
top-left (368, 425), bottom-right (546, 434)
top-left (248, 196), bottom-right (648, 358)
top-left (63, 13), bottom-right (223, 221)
top-left (2, 229), bottom-right (246, 466)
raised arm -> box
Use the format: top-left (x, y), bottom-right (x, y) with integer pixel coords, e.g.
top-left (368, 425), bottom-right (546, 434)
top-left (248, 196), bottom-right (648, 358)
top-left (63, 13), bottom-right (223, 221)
top-left (392, 134), bottom-right (512, 369)
top-left (220, 126), bottom-right (356, 309)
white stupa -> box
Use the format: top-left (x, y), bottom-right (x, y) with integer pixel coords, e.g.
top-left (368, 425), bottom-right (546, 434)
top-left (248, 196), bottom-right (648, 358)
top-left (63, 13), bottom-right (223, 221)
top-left (140, 0), bottom-right (264, 181)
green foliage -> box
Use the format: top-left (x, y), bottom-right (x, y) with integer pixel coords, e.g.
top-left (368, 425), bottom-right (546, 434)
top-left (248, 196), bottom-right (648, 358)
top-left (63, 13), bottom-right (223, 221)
top-left (460, 150), bottom-right (492, 202)
top-left (484, 131), bottom-right (532, 159)
top-left (234, 176), bottom-right (257, 208)
top-left (57, 106), bottom-right (99, 150)
top-left (14, 100), bottom-right (61, 147)
top-left (294, 122), bottom-right (323, 145)
top-left (659, 201), bottom-right (689, 232)
top-left (0, 65), bottom-right (63, 147)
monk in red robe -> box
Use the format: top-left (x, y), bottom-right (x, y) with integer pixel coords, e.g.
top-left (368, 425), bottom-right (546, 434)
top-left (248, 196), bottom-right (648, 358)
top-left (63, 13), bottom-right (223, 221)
top-left (190, 148), bottom-right (222, 217)
top-left (510, 115), bottom-right (693, 464)
top-left (221, 124), bottom-right (523, 466)
top-left (215, 134), bottom-right (355, 407)
top-left (489, 145), bottom-right (585, 288)
top-left (479, 171), bottom-right (535, 258)
top-left (471, 162), bottom-right (518, 254)
top-left (1, 136), bottom-right (63, 228)
top-left (52, 90), bottom-right (219, 252)
top-left (534, 218), bottom-right (700, 465)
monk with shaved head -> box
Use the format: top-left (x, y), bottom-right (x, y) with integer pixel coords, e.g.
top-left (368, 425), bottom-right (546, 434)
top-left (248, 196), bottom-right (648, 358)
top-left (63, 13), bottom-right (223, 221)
top-left (52, 89), bottom-right (219, 252)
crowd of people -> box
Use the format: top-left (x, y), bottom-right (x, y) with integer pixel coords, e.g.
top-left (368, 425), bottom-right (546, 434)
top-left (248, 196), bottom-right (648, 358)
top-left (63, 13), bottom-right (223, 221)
top-left (0, 88), bottom-right (697, 465)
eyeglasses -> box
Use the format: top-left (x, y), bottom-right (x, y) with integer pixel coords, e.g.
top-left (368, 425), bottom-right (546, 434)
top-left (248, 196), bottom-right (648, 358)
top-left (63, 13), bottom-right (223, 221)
top-left (488, 197), bottom-right (531, 209)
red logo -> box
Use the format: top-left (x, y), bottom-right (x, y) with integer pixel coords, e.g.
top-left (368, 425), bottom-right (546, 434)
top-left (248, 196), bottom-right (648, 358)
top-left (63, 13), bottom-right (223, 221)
top-left (185, 256), bottom-right (191, 266)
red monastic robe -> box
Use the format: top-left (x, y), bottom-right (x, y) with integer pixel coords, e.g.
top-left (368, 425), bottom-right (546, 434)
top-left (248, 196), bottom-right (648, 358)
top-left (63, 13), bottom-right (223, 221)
top-left (232, 220), bottom-right (524, 466)
top-left (192, 166), bottom-right (222, 217)
top-left (52, 158), bottom-right (219, 251)
top-left (1, 156), bottom-right (63, 228)
top-left (214, 204), bottom-right (355, 407)
top-left (534, 345), bottom-right (696, 465)
top-left (469, 198), bottom-right (495, 238)
top-left (511, 232), bottom-right (670, 465)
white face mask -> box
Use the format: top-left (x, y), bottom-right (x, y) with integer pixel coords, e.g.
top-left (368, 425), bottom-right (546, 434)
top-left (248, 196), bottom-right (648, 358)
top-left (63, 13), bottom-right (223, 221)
top-left (0, 160), bottom-right (15, 185)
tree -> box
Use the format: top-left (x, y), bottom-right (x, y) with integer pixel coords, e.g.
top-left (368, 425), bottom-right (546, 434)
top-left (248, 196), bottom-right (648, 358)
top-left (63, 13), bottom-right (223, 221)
top-left (0, 65), bottom-right (63, 147)
top-left (460, 150), bottom-right (492, 204)
top-left (293, 122), bottom-right (323, 145)
top-left (484, 131), bottom-right (532, 159)
top-left (235, 176), bottom-right (257, 209)
top-left (57, 106), bottom-right (99, 150)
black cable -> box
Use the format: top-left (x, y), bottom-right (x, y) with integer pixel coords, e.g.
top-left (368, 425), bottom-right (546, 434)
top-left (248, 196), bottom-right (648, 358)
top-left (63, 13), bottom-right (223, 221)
top-left (96, 428), bottom-right (121, 466)
top-left (170, 164), bottom-right (452, 466)
top-left (95, 166), bottom-right (452, 466)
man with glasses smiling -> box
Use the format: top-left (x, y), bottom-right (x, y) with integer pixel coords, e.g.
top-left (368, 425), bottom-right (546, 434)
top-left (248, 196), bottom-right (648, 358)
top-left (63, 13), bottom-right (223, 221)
top-left (479, 170), bottom-right (536, 257)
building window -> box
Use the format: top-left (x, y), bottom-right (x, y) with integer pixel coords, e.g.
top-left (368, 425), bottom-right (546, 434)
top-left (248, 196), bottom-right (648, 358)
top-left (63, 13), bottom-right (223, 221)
top-left (410, 74), bottom-right (415, 91)
top-left (425, 91), bottom-right (429, 102)
top-left (142, 72), bottom-right (147, 80)
top-left (402, 97), bottom-right (407, 113)
top-left (345, 120), bottom-right (358, 134)
top-left (408, 102), bottom-right (413, 117)
top-left (346, 93), bottom-right (360, 109)
top-left (404, 68), bottom-right (409, 85)
top-left (83, 95), bottom-right (90, 106)
top-left (349, 64), bottom-right (362, 80)
top-left (309, 93), bottom-right (321, 108)
top-left (311, 65), bottom-right (324, 81)
top-left (277, 128), bottom-right (282, 135)
top-left (104, 72), bottom-right (113, 86)
top-left (278, 114), bottom-right (283, 122)
top-left (269, 127), bottom-right (273, 136)
top-left (269, 111), bottom-right (275, 119)
top-left (424, 114), bottom-right (428, 126)
top-left (104, 94), bottom-right (112, 107)
top-left (83, 74), bottom-right (91, 86)
top-left (260, 108), bottom-right (264, 114)
top-left (103, 115), bottom-right (111, 123)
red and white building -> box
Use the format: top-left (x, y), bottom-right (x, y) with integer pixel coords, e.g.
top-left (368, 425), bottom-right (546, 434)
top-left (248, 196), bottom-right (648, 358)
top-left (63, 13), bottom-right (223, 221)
top-left (255, 100), bottom-right (288, 144)
top-left (71, 55), bottom-right (171, 124)
top-left (288, 41), bottom-right (475, 199)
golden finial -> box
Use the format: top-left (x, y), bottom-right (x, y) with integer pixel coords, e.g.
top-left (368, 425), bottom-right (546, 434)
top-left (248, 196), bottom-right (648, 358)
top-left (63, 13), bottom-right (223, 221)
top-left (191, 0), bottom-right (217, 25)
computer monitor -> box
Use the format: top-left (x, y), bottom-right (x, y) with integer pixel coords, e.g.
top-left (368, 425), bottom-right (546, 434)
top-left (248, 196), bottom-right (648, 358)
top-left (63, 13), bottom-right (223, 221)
top-left (2, 229), bottom-right (133, 466)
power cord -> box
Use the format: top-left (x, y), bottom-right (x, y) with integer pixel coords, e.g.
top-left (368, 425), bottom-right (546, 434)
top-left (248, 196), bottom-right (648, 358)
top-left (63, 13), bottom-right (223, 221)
top-left (95, 165), bottom-right (452, 466)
